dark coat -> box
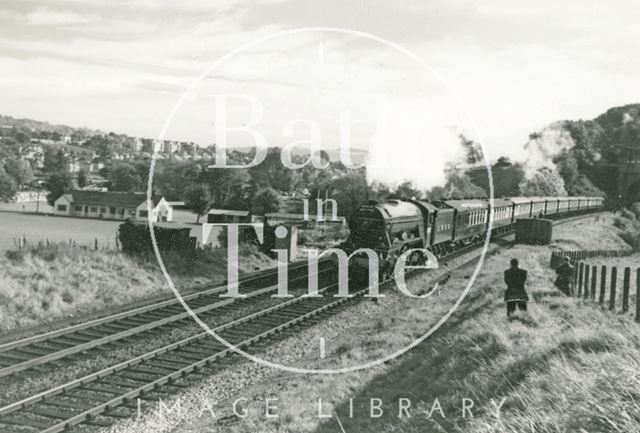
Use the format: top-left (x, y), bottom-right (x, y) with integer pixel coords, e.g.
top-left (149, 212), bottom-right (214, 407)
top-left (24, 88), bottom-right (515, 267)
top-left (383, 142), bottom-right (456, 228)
top-left (555, 262), bottom-right (575, 293)
top-left (504, 267), bottom-right (528, 302)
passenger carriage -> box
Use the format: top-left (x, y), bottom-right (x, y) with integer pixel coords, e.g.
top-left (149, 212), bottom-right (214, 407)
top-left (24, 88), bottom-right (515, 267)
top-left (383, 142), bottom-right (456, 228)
top-left (510, 197), bottom-right (534, 219)
top-left (568, 196), bottom-right (581, 213)
top-left (530, 197), bottom-right (547, 218)
top-left (489, 198), bottom-right (515, 234)
top-left (544, 197), bottom-right (560, 216)
top-left (557, 197), bottom-right (571, 215)
top-left (439, 199), bottom-right (489, 247)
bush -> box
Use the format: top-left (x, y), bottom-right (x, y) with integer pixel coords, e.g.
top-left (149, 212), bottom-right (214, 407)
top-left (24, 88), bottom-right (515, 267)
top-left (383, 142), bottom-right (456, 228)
top-left (619, 230), bottom-right (640, 251)
top-left (615, 208), bottom-right (640, 252)
top-left (619, 208), bottom-right (636, 220)
top-left (118, 219), bottom-right (196, 256)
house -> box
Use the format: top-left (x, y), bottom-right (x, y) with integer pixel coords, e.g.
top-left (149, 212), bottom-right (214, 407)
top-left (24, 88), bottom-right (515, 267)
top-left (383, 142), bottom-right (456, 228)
top-left (54, 190), bottom-right (173, 221)
top-left (126, 137), bottom-right (144, 152)
top-left (207, 209), bottom-right (251, 224)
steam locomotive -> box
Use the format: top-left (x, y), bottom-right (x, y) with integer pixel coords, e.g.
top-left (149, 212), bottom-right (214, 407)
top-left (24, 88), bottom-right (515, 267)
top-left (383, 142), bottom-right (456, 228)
top-left (342, 196), bottom-right (604, 279)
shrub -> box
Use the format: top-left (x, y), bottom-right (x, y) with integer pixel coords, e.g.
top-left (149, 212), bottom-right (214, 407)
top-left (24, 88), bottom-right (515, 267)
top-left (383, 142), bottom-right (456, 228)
top-left (118, 219), bottom-right (196, 256)
top-left (619, 208), bottom-right (636, 220)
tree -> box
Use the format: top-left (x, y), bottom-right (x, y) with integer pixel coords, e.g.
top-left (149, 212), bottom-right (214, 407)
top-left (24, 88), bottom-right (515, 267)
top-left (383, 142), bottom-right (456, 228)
top-left (43, 148), bottom-right (68, 174)
top-left (330, 171), bottom-right (369, 217)
top-left (202, 168), bottom-right (250, 210)
top-left (184, 184), bottom-right (210, 223)
top-left (394, 181), bottom-right (422, 200)
top-left (426, 171), bottom-right (487, 200)
top-left (369, 181), bottom-right (392, 200)
top-left (444, 172), bottom-right (487, 199)
top-left (77, 169), bottom-right (88, 188)
top-left (251, 188), bottom-right (282, 215)
top-left (3, 158), bottom-right (33, 188)
top-left (45, 171), bottom-right (73, 205)
top-left (0, 167), bottom-right (17, 200)
top-left (494, 156), bottom-right (512, 168)
top-left (109, 162), bottom-right (142, 192)
top-left (460, 134), bottom-right (483, 165)
top-left (248, 148), bottom-right (297, 192)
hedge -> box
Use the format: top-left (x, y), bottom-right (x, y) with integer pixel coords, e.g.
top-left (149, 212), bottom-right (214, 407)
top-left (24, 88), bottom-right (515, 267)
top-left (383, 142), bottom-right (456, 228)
top-left (118, 219), bottom-right (196, 255)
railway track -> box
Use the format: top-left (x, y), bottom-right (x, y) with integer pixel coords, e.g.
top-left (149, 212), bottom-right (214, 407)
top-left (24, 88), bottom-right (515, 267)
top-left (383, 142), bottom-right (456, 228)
top-left (0, 258), bottom-right (335, 380)
top-left (0, 211), bottom-right (603, 432)
top-left (0, 280), bottom-right (370, 433)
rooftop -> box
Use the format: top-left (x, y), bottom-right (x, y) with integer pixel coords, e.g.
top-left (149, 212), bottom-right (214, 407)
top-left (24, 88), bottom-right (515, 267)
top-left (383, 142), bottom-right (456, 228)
top-left (64, 190), bottom-right (163, 208)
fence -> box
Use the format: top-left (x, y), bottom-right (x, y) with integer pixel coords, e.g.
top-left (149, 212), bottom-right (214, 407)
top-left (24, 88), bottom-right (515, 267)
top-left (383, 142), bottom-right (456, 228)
top-left (550, 250), bottom-right (640, 322)
top-left (549, 249), bottom-right (632, 268)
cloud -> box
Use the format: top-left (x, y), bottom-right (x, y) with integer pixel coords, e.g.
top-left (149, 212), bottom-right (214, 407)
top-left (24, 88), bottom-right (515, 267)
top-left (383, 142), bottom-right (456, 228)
top-left (0, 0), bottom-right (638, 172)
top-left (27, 7), bottom-right (96, 26)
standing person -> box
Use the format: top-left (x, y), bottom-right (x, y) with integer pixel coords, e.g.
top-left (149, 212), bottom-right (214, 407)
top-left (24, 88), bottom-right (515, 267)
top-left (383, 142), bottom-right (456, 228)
top-left (504, 258), bottom-right (528, 317)
top-left (554, 256), bottom-right (575, 296)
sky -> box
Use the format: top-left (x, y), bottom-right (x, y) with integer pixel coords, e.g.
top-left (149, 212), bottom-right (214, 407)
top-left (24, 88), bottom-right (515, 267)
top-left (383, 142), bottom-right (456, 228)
top-left (1, 0), bottom-right (640, 188)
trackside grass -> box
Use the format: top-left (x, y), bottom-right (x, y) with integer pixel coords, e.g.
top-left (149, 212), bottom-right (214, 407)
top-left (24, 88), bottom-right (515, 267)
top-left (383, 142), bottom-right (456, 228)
top-left (161, 214), bottom-right (640, 433)
top-left (0, 242), bottom-right (274, 334)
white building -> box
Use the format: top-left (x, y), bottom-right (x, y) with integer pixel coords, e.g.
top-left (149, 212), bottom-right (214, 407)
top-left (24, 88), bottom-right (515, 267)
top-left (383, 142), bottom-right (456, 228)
top-left (54, 190), bottom-right (173, 221)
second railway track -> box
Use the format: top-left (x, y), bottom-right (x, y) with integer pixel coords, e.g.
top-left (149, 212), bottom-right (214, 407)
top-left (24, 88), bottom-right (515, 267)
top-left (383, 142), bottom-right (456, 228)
top-left (0, 258), bottom-right (335, 379)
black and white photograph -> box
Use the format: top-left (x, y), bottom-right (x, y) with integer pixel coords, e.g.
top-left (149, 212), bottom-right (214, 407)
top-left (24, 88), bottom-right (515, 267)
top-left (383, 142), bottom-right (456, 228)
top-left (0, 1), bottom-right (639, 432)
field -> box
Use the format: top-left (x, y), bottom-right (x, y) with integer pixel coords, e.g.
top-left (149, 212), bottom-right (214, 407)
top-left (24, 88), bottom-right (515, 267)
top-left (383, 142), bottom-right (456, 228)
top-left (0, 208), bottom-right (202, 250)
top-left (116, 213), bottom-right (640, 433)
top-left (0, 211), bottom-right (122, 250)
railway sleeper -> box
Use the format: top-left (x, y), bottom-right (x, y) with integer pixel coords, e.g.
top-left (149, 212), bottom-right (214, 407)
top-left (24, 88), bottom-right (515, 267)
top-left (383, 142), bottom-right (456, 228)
top-left (118, 317), bottom-right (153, 327)
top-left (62, 390), bottom-right (114, 403)
top-left (171, 351), bottom-right (206, 362)
top-left (100, 323), bottom-right (134, 332)
top-left (8, 346), bottom-right (52, 358)
top-left (74, 329), bottom-right (113, 339)
top-left (0, 351), bottom-right (36, 362)
top-left (27, 406), bottom-right (77, 420)
top-left (42, 397), bottom-right (92, 411)
top-left (178, 347), bottom-right (218, 357)
top-left (99, 377), bottom-right (143, 389)
top-left (127, 364), bottom-right (175, 376)
top-left (116, 370), bottom-right (161, 383)
top-left (145, 359), bottom-right (194, 372)
top-left (151, 355), bottom-right (195, 368)
top-left (0, 415), bottom-right (52, 429)
top-left (81, 383), bottom-right (125, 396)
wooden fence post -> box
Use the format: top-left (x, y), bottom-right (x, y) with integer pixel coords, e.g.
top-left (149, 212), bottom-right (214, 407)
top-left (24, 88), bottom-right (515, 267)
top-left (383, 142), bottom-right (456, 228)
top-left (578, 263), bottom-right (584, 297)
top-left (599, 266), bottom-right (606, 304)
top-left (636, 269), bottom-right (640, 323)
top-left (623, 267), bottom-right (631, 313)
top-left (584, 265), bottom-right (590, 299)
top-left (590, 266), bottom-right (597, 301)
top-left (610, 267), bottom-right (617, 311)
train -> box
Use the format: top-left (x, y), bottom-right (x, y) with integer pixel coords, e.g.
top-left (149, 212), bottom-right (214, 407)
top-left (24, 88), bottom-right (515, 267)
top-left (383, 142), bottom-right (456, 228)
top-left (342, 196), bottom-right (605, 279)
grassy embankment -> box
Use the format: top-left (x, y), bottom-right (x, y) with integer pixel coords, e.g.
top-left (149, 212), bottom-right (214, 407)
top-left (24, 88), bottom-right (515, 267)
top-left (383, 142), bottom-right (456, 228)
top-left (182, 213), bottom-right (640, 433)
top-left (0, 242), bottom-right (274, 334)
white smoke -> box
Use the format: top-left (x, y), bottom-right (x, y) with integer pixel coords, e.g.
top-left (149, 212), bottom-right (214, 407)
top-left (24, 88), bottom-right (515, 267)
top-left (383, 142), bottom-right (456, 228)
top-left (364, 99), bottom-right (467, 191)
top-left (521, 122), bottom-right (576, 179)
